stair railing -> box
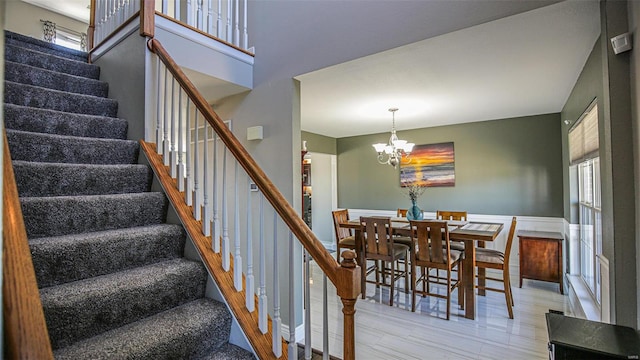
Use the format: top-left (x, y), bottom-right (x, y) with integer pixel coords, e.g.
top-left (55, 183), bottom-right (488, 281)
top-left (2, 131), bottom-right (55, 359)
top-left (89, 0), bottom-right (250, 52)
top-left (144, 38), bottom-right (360, 359)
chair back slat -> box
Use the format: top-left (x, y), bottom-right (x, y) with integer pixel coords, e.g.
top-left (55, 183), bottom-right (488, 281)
top-left (332, 209), bottom-right (352, 240)
top-left (503, 216), bottom-right (517, 265)
top-left (361, 216), bottom-right (392, 256)
top-left (436, 210), bottom-right (468, 221)
top-left (412, 220), bottom-right (449, 265)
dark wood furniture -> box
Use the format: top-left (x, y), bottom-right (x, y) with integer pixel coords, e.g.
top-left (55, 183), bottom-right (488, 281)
top-left (475, 217), bottom-right (517, 319)
top-left (332, 210), bottom-right (356, 262)
top-left (450, 222), bottom-right (504, 320)
top-left (546, 312), bottom-right (640, 359)
top-left (517, 230), bottom-right (564, 294)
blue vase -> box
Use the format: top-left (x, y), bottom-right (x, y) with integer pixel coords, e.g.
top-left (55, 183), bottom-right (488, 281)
top-left (406, 200), bottom-right (423, 220)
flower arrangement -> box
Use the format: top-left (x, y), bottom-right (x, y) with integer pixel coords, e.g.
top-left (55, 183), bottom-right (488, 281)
top-left (404, 183), bottom-right (426, 203)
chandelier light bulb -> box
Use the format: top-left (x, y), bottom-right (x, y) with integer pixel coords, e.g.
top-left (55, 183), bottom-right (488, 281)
top-left (371, 108), bottom-right (414, 168)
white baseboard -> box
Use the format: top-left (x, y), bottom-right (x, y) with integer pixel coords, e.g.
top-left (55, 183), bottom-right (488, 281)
top-left (282, 322), bottom-right (305, 344)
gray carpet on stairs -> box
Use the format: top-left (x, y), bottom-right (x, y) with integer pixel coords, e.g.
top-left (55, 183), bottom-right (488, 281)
top-left (4, 30), bottom-right (254, 359)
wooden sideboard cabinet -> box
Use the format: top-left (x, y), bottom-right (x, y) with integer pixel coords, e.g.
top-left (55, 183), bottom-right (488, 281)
top-left (517, 230), bottom-right (564, 294)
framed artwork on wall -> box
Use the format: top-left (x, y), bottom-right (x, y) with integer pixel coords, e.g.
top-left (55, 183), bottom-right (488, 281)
top-left (400, 142), bottom-right (455, 187)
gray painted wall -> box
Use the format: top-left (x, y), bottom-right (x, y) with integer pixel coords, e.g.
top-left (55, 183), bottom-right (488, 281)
top-left (302, 131), bottom-right (336, 155)
top-left (336, 114), bottom-right (563, 216)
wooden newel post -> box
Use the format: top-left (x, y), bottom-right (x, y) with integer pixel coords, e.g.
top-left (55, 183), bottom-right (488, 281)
top-left (88, 0), bottom-right (96, 50)
top-left (338, 250), bottom-right (360, 360)
top-left (140, 0), bottom-right (155, 38)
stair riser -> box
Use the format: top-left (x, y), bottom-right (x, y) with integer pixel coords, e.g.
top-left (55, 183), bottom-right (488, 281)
top-left (6, 61), bottom-right (108, 97)
top-left (4, 81), bottom-right (118, 117)
top-left (5, 34), bottom-right (87, 62)
top-left (31, 224), bottom-right (186, 287)
top-left (21, 193), bottom-right (168, 238)
top-left (5, 43), bottom-right (100, 79)
top-left (7, 130), bottom-right (138, 165)
top-left (4, 104), bottom-right (127, 139)
top-left (14, 161), bottom-right (152, 197)
top-left (42, 260), bottom-right (208, 349)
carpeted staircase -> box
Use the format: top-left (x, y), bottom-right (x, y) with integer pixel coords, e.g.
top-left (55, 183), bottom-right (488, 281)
top-left (3, 31), bottom-right (254, 359)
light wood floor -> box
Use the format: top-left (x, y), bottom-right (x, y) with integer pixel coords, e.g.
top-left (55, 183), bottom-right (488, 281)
top-left (306, 261), bottom-right (570, 359)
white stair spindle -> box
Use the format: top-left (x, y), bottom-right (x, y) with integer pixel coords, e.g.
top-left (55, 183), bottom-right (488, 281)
top-left (226, 0), bottom-right (232, 43)
top-left (242, 0), bottom-right (248, 49)
top-left (197, 0), bottom-right (204, 31)
top-left (184, 100), bottom-right (192, 206)
top-left (174, 0), bottom-right (181, 21)
top-left (155, 58), bottom-right (163, 153)
top-left (288, 232), bottom-right (296, 360)
top-left (162, 68), bottom-right (170, 165)
top-left (212, 129), bottom-right (220, 252)
top-left (245, 176), bottom-right (254, 311)
top-left (186, 0), bottom-right (193, 27)
top-left (258, 194), bottom-right (268, 334)
top-left (222, 144), bottom-right (230, 271)
top-left (216, 0), bottom-right (222, 38)
top-left (208, 0), bottom-right (215, 35)
top-left (169, 78), bottom-right (177, 178)
top-left (234, 0), bottom-right (239, 46)
top-left (323, 273), bottom-right (329, 360)
top-left (162, 0), bottom-right (168, 15)
top-left (177, 89), bottom-right (185, 191)
top-left (233, 162), bottom-right (242, 290)
top-left (305, 249), bottom-right (311, 360)
top-left (201, 123), bottom-right (211, 234)
top-left (192, 112), bottom-right (200, 219)
top-left (272, 211), bottom-right (282, 357)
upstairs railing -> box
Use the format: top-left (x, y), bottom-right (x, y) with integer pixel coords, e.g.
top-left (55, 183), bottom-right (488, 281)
top-left (2, 131), bottom-right (54, 359)
top-left (145, 38), bottom-right (360, 359)
top-left (89, 0), bottom-right (250, 52)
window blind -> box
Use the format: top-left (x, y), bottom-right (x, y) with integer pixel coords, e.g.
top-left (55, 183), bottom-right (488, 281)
top-left (569, 101), bottom-right (599, 165)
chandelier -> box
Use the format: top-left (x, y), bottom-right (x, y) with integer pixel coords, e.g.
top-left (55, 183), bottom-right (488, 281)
top-left (372, 108), bottom-right (415, 168)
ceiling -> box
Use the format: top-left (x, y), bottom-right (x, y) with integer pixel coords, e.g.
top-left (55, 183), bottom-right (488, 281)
top-left (297, 0), bottom-right (601, 138)
top-left (25, 1), bottom-right (601, 139)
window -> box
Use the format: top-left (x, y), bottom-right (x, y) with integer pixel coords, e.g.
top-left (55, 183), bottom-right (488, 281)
top-left (569, 100), bottom-right (601, 303)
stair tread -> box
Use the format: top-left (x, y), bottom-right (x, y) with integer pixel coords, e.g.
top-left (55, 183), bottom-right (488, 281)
top-left (5, 60), bottom-right (108, 97)
top-left (4, 43), bottom-right (100, 79)
top-left (4, 103), bottom-right (127, 139)
top-left (53, 298), bottom-right (234, 360)
top-left (13, 160), bottom-right (151, 197)
top-left (42, 259), bottom-right (208, 349)
top-left (31, 224), bottom-right (186, 287)
top-left (6, 30), bottom-right (87, 61)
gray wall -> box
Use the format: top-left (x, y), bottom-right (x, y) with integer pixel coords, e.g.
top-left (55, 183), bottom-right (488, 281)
top-left (336, 113), bottom-right (563, 216)
top-left (4, 0), bottom-right (87, 40)
top-left (302, 131), bottom-right (336, 155)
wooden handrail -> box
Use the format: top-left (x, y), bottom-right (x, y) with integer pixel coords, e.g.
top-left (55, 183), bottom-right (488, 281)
top-left (147, 38), bottom-right (360, 359)
top-left (88, 0), bottom-right (96, 50)
top-left (3, 131), bottom-right (54, 359)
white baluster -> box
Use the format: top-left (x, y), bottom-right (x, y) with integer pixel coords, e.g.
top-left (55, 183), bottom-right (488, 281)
top-left (116, 0), bottom-right (123, 25)
top-left (212, 129), bottom-right (220, 252)
top-left (216, 0), bottom-right (222, 38)
top-left (175, 0), bottom-right (181, 21)
top-left (258, 194), bottom-right (268, 334)
top-left (242, 0), bottom-right (248, 50)
top-left (155, 58), bottom-right (163, 153)
top-left (323, 273), bottom-right (329, 360)
top-left (162, 0), bottom-right (168, 15)
top-left (234, 0), bottom-right (239, 46)
top-left (245, 176), bottom-right (254, 311)
top-left (187, 0), bottom-right (193, 27)
top-left (202, 124), bottom-right (211, 234)
top-left (169, 78), bottom-right (177, 178)
top-left (233, 161), bottom-right (242, 290)
top-left (226, 0), bottom-right (232, 43)
top-left (288, 232), bottom-right (296, 360)
top-left (184, 100), bottom-right (192, 206)
top-left (305, 249), bottom-right (311, 360)
top-left (197, 0), bottom-right (204, 31)
top-left (162, 68), bottom-right (170, 165)
top-left (272, 211), bottom-right (282, 357)
top-left (177, 89), bottom-right (185, 192)
top-left (222, 144), bottom-right (230, 271)
top-left (192, 112), bottom-right (200, 218)
top-left (208, 0), bottom-right (214, 35)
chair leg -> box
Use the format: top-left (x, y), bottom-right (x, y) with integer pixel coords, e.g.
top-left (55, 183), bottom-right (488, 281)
top-left (404, 252), bottom-right (409, 293)
top-left (389, 260), bottom-right (395, 307)
top-left (457, 261), bottom-right (464, 310)
top-left (336, 246), bottom-right (341, 262)
top-left (503, 268), bottom-right (514, 319)
top-left (411, 263), bottom-right (417, 312)
top-left (446, 272), bottom-right (451, 320)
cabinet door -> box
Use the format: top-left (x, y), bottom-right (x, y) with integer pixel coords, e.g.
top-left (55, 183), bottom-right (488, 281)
top-left (521, 238), bottom-right (560, 282)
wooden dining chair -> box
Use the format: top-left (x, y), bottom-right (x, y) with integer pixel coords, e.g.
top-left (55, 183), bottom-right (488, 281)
top-left (360, 216), bottom-right (409, 306)
top-left (332, 209), bottom-right (356, 262)
top-left (475, 216), bottom-right (517, 319)
top-left (409, 220), bottom-right (463, 319)
top-left (397, 208), bottom-right (408, 217)
top-left (437, 210), bottom-right (468, 251)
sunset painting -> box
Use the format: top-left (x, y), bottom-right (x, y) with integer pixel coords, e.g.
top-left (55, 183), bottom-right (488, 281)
top-left (400, 142), bottom-right (455, 187)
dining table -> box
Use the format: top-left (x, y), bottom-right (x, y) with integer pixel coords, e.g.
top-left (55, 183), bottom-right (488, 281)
top-left (450, 222), bottom-right (504, 320)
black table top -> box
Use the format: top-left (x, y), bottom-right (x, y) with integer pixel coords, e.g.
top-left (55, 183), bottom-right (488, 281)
top-left (546, 313), bottom-right (640, 358)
